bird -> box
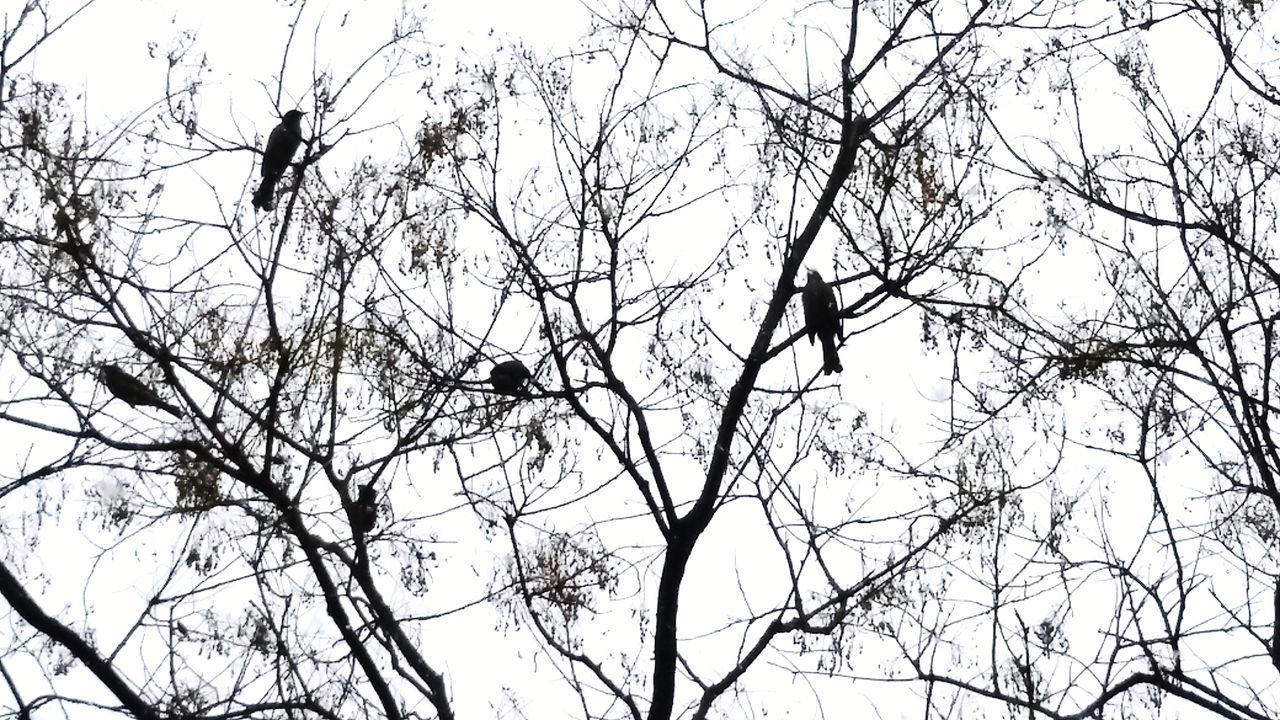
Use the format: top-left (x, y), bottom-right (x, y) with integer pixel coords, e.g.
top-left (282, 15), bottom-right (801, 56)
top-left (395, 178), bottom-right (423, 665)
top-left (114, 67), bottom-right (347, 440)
top-left (352, 482), bottom-right (377, 534)
top-left (52, 208), bottom-right (93, 267)
top-left (99, 364), bottom-right (182, 417)
top-left (55, 238), bottom-right (93, 266)
top-left (489, 359), bottom-right (532, 395)
top-left (251, 109), bottom-right (305, 211)
top-left (801, 270), bottom-right (843, 375)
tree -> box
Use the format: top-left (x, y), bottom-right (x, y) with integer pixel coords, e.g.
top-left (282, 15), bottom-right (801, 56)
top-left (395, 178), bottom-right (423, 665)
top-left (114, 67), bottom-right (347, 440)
top-left (908, 2), bottom-right (1280, 717)
top-left (0, 1), bottom-right (1276, 719)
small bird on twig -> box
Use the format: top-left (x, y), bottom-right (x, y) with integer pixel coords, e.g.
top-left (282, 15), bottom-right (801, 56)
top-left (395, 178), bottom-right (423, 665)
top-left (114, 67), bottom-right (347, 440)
top-left (99, 364), bottom-right (182, 417)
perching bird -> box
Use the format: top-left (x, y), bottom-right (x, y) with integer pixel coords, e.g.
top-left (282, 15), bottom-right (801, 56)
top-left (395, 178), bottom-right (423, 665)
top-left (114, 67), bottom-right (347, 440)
top-left (489, 359), bottom-right (532, 395)
top-left (55, 238), bottom-right (93, 266)
top-left (251, 109), bottom-right (305, 211)
top-left (52, 208), bottom-right (93, 267)
top-left (801, 270), bottom-right (843, 375)
top-left (353, 482), bottom-right (377, 534)
top-left (99, 364), bottom-right (182, 417)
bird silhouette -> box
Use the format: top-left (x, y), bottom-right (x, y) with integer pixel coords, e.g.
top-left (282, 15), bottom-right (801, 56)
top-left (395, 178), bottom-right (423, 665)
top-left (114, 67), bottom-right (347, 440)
top-left (99, 364), bottom-right (182, 417)
top-left (353, 482), bottom-right (377, 534)
top-left (801, 270), bottom-right (843, 375)
top-left (489, 359), bottom-right (532, 395)
top-left (251, 110), bottom-right (305, 211)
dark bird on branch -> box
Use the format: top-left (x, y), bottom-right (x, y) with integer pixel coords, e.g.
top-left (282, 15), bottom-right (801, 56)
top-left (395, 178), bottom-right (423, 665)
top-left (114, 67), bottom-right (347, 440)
top-left (52, 208), bottom-right (93, 268)
top-left (801, 270), bottom-right (843, 375)
top-left (99, 364), bottom-right (182, 417)
top-left (55, 238), bottom-right (93, 266)
top-left (251, 110), bottom-right (305, 211)
top-left (353, 482), bottom-right (378, 534)
top-left (489, 359), bottom-right (532, 395)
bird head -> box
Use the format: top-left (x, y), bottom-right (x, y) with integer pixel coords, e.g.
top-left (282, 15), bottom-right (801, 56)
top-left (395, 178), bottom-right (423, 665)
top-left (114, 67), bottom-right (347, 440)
top-left (283, 109), bottom-right (305, 128)
top-left (98, 363), bottom-right (120, 379)
top-left (806, 270), bottom-right (825, 285)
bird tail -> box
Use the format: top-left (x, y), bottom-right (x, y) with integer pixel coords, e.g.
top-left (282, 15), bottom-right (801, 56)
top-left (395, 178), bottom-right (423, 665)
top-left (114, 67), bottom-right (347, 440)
top-left (820, 335), bottom-right (842, 375)
top-left (158, 400), bottom-right (183, 418)
top-left (252, 177), bottom-right (277, 211)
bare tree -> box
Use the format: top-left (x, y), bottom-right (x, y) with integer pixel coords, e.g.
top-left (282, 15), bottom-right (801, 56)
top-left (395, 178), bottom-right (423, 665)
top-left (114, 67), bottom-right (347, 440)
top-left (441, 1), bottom-right (1087, 718)
top-left (904, 2), bottom-right (1280, 718)
top-left (2, 1), bottom-right (1275, 720)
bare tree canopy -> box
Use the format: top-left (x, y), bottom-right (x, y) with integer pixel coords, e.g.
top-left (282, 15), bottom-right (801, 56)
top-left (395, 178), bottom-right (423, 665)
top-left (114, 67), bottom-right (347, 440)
top-left (0, 1), bottom-right (1278, 719)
